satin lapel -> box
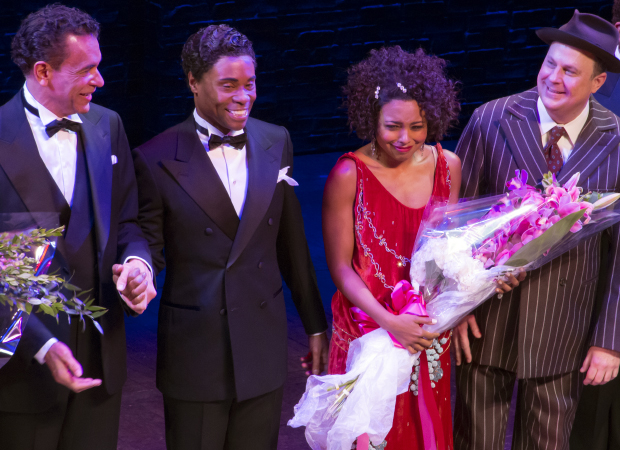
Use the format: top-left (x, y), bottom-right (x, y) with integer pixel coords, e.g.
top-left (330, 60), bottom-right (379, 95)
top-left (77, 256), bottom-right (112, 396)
top-left (161, 117), bottom-right (239, 241)
top-left (557, 99), bottom-right (620, 185)
top-left (227, 127), bottom-right (282, 268)
top-left (79, 109), bottom-right (111, 258)
top-left (0, 93), bottom-right (64, 228)
top-left (499, 93), bottom-right (548, 185)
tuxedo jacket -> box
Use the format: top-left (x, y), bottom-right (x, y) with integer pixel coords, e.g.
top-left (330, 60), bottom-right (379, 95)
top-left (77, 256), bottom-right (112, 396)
top-left (456, 88), bottom-right (620, 379)
top-left (0, 91), bottom-right (151, 412)
top-left (133, 115), bottom-right (327, 402)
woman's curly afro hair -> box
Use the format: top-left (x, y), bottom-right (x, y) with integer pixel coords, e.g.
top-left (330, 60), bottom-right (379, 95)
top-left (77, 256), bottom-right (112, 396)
top-left (343, 46), bottom-right (460, 143)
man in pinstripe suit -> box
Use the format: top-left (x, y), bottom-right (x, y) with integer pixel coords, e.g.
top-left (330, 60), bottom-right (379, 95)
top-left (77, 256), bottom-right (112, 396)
top-left (453, 11), bottom-right (620, 450)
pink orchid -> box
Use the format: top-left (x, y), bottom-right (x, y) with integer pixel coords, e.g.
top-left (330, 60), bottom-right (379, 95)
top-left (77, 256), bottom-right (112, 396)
top-left (496, 247), bottom-right (515, 266)
top-left (506, 170), bottom-right (528, 191)
top-left (521, 191), bottom-right (546, 207)
top-left (521, 227), bottom-right (544, 245)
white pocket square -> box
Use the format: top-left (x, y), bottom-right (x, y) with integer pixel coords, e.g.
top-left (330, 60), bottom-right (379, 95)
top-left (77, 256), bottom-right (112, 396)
top-left (277, 166), bottom-right (298, 186)
top-left (111, 155), bottom-right (118, 165)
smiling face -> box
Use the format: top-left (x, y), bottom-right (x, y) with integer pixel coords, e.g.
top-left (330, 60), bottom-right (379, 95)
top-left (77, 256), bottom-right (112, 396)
top-left (375, 99), bottom-right (428, 163)
top-left (189, 55), bottom-right (256, 134)
top-left (537, 42), bottom-right (607, 124)
top-left (34, 33), bottom-right (104, 117)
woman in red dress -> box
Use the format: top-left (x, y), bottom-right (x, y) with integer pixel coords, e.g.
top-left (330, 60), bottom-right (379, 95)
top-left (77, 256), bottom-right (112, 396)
top-left (322, 46), bottom-right (520, 450)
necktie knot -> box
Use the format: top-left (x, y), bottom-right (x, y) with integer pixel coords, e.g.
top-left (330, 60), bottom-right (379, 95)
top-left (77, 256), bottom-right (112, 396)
top-left (45, 119), bottom-right (82, 138)
top-left (544, 126), bottom-right (566, 175)
top-left (546, 126), bottom-right (566, 148)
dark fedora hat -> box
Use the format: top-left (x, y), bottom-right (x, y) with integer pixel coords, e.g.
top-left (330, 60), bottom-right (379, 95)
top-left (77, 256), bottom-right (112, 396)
top-left (537, 10), bottom-right (620, 73)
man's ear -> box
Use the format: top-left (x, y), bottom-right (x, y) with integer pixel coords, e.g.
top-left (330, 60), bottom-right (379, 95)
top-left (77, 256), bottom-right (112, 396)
top-left (188, 71), bottom-right (199, 95)
top-left (32, 61), bottom-right (53, 87)
top-left (592, 71), bottom-right (608, 93)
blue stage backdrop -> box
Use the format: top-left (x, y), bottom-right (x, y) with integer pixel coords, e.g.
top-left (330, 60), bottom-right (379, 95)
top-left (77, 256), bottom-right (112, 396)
top-left (0, 1), bottom-right (612, 153)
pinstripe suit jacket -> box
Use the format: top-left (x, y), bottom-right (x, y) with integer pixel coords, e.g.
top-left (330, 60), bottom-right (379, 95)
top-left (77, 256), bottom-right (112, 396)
top-left (456, 88), bottom-right (620, 379)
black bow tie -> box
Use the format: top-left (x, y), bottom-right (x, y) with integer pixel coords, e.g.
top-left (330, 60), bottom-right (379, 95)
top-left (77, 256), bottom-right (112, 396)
top-left (208, 133), bottom-right (247, 150)
top-left (45, 119), bottom-right (82, 137)
top-left (195, 121), bottom-right (246, 150)
top-left (20, 91), bottom-right (81, 137)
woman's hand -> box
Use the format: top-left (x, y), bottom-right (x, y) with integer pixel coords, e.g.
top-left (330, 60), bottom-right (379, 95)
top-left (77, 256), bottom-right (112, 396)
top-left (384, 314), bottom-right (440, 354)
top-left (495, 268), bottom-right (526, 295)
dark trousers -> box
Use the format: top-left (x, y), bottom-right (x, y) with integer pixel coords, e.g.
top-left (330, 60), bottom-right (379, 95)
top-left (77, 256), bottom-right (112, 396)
top-left (570, 375), bottom-right (620, 450)
top-left (454, 361), bottom-right (583, 450)
top-left (0, 387), bottom-right (122, 450)
top-left (164, 385), bottom-right (284, 450)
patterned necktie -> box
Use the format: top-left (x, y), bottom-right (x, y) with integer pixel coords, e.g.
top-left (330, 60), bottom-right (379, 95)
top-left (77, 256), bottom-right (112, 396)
top-left (544, 126), bottom-right (567, 175)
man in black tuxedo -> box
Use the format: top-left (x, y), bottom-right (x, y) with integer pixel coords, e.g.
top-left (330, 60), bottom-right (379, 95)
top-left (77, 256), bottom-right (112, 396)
top-left (133, 25), bottom-right (328, 449)
top-left (0, 5), bottom-right (156, 450)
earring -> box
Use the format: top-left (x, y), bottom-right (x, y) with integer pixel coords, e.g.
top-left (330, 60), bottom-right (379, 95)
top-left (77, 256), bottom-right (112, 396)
top-left (371, 140), bottom-right (377, 158)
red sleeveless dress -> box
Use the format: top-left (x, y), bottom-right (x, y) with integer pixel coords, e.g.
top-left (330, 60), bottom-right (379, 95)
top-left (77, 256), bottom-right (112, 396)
top-left (328, 146), bottom-right (453, 450)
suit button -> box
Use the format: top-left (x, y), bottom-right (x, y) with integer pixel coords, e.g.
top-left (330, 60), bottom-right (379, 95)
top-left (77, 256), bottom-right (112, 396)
top-left (220, 308), bottom-right (227, 316)
top-left (559, 278), bottom-right (567, 287)
top-left (258, 261), bottom-right (263, 269)
top-left (268, 218), bottom-right (273, 226)
top-left (260, 301), bottom-right (267, 308)
top-left (205, 228), bottom-right (213, 235)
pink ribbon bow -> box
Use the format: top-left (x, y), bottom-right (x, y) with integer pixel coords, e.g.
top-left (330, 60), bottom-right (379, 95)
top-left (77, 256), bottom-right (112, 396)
top-left (351, 280), bottom-right (446, 450)
top-left (350, 280), bottom-right (427, 348)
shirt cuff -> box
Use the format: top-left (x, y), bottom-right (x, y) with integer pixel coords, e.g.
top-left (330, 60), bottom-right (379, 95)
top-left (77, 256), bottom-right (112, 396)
top-left (123, 256), bottom-right (153, 280)
top-left (309, 330), bottom-right (327, 337)
top-left (34, 338), bottom-right (59, 364)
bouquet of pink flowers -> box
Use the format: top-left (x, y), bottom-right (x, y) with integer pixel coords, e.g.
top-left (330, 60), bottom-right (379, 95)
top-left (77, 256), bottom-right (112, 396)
top-left (289, 170), bottom-right (620, 450)
top-left (412, 170), bottom-right (620, 332)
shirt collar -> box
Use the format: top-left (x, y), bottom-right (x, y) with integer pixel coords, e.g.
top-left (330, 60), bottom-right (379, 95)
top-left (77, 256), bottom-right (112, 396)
top-left (615, 46), bottom-right (620, 59)
top-left (537, 96), bottom-right (589, 145)
top-left (193, 109), bottom-right (244, 138)
top-left (23, 83), bottom-right (82, 126)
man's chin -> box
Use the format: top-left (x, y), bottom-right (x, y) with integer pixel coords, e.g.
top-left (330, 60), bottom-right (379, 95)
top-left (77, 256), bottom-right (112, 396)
top-left (75, 103), bottom-right (91, 115)
top-left (225, 119), bottom-right (249, 131)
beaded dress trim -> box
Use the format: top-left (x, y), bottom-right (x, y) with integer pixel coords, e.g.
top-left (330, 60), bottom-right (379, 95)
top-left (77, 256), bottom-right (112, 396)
top-left (354, 146), bottom-right (451, 291)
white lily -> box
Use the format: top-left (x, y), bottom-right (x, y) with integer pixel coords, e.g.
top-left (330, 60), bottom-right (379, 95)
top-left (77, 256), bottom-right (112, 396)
top-left (592, 193), bottom-right (620, 211)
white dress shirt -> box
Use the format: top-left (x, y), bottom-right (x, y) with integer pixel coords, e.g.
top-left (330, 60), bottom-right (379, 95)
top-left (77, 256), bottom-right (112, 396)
top-left (23, 84), bottom-right (82, 205)
top-left (23, 83), bottom-right (152, 363)
top-left (193, 110), bottom-right (248, 217)
top-left (537, 97), bottom-right (589, 163)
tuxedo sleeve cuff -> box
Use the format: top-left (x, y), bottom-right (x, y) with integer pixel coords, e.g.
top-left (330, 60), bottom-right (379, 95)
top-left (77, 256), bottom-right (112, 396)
top-left (34, 338), bottom-right (58, 364)
top-left (309, 330), bottom-right (327, 337)
top-left (123, 256), bottom-right (154, 281)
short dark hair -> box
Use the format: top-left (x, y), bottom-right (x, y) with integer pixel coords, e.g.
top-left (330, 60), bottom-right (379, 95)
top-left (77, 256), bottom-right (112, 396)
top-left (592, 56), bottom-right (607, 78)
top-left (343, 46), bottom-right (460, 143)
top-left (181, 24), bottom-right (256, 83)
top-left (613, 0), bottom-right (620, 24)
top-left (11, 4), bottom-right (100, 75)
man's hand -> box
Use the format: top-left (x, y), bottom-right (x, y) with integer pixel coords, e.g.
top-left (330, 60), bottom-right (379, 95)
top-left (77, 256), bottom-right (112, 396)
top-left (453, 314), bottom-right (482, 366)
top-left (44, 341), bottom-right (101, 392)
top-left (112, 259), bottom-right (156, 314)
top-left (301, 332), bottom-right (329, 376)
top-left (581, 346), bottom-right (620, 385)
top-left (495, 268), bottom-right (526, 295)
